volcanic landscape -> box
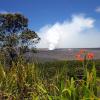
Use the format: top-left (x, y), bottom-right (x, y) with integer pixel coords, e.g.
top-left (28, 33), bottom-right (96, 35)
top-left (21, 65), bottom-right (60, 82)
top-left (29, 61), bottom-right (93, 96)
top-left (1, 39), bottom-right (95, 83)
top-left (24, 48), bottom-right (100, 62)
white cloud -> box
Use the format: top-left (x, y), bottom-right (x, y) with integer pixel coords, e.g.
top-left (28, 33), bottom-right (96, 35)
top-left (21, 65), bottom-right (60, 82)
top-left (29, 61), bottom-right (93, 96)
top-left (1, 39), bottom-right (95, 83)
top-left (95, 6), bottom-right (100, 13)
top-left (0, 10), bottom-right (8, 14)
top-left (37, 15), bottom-right (100, 50)
top-left (0, 10), bottom-right (21, 14)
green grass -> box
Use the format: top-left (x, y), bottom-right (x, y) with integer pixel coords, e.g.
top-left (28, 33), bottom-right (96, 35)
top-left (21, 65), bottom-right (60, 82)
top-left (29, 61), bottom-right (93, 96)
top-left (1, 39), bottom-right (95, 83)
top-left (0, 58), bottom-right (100, 99)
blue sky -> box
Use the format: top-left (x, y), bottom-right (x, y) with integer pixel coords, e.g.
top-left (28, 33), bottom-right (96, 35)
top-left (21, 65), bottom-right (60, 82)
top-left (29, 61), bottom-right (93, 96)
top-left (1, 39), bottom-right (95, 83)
top-left (0, 0), bottom-right (100, 48)
top-left (0, 0), bottom-right (100, 30)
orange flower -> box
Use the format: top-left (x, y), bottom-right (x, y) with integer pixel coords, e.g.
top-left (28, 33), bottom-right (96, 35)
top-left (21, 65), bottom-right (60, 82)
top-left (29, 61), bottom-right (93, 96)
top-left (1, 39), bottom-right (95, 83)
top-left (76, 54), bottom-right (81, 58)
top-left (79, 49), bottom-right (85, 54)
top-left (87, 52), bottom-right (94, 60)
top-left (76, 53), bottom-right (84, 62)
top-left (75, 49), bottom-right (94, 61)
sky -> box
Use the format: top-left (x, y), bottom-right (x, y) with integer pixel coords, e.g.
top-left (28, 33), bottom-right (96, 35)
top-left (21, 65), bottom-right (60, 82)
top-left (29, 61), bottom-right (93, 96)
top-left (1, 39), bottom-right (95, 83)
top-left (0, 0), bottom-right (100, 49)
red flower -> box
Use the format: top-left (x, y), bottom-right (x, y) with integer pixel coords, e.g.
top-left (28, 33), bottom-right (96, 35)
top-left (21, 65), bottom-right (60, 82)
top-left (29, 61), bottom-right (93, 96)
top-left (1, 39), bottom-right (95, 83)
top-left (75, 49), bottom-right (94, 61)
top-left (76, 54), bottom-right (81, 58)
top-left (79, 49), bottom-right (85, 54)
top-left (75, 49), bottom-right (85, 62)
top-left (76, 53), bottom-right (84, 62)
top-left (87, 52), bottom-right (94, 60)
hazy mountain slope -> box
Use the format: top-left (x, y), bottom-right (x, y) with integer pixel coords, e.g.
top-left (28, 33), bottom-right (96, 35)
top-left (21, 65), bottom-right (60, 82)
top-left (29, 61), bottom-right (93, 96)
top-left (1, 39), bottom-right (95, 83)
top-left (24, 48), bottom-right (100, 62)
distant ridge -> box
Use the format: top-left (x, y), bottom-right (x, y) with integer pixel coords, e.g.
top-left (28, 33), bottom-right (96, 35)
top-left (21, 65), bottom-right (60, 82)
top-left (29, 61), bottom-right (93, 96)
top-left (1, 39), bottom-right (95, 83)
top-left (37, 48), bottom-right (100, 51)
top-left (25, 48), bottom-right (100, 62)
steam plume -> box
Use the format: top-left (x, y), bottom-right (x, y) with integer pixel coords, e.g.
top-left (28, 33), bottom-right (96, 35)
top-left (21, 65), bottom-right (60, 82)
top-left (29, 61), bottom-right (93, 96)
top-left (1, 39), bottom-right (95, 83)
top-left (37, 15), bottom-right (97, 50)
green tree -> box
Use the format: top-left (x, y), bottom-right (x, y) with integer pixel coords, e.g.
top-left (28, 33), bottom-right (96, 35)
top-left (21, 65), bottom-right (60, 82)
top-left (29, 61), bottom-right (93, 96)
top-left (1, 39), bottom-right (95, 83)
top-left (0, 13), bottom-right (40, 66)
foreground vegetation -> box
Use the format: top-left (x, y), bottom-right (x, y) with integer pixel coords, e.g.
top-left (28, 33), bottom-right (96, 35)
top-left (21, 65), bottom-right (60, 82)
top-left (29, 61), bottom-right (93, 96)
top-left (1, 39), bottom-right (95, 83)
top-left (0, 57), bottom-right (100, 100)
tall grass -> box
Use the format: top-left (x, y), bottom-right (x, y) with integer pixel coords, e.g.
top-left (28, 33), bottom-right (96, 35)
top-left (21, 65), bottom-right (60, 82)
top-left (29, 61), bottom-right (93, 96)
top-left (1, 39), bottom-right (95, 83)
top-left (0, 58), bottom-right (100, 99)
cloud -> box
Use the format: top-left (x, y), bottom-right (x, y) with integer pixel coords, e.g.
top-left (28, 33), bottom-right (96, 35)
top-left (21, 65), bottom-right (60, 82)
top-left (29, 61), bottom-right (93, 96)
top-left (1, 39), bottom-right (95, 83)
top-left (95, 6), bottom-right (100, 13)
top-left (0, 10), bottom-right (8, 14)
top-left (0, 10), bottom-right (21, 14)
top-left (37, 15), bottom-right (100, 50)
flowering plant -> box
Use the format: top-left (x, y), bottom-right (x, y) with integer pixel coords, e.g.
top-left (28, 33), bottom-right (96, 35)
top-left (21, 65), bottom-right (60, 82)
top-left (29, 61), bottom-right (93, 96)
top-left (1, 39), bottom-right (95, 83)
top-left (76, 49), bottom-right (94, 62)
top-left (76, 49), bottom-right (95, 79)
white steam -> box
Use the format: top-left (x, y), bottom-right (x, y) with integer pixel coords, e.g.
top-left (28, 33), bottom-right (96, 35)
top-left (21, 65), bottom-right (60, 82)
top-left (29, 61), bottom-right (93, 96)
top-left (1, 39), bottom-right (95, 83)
top-left (37, 15), bottom-right (99, 50)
